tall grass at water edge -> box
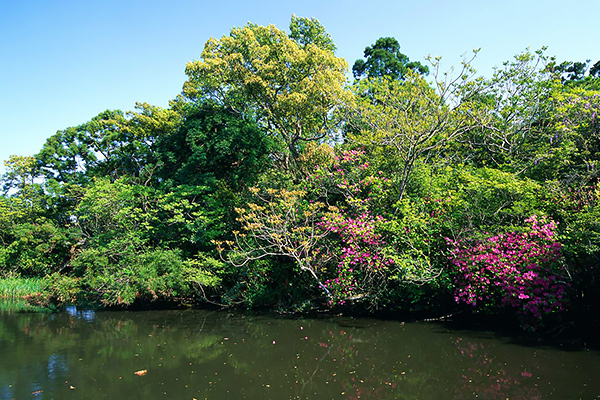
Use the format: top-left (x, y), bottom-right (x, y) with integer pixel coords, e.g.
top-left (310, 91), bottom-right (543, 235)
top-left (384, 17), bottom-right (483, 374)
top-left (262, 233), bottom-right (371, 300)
top-left (0, 276), bottom-right (43, 299)
top-left (0, 276), bottom-right (46, 312)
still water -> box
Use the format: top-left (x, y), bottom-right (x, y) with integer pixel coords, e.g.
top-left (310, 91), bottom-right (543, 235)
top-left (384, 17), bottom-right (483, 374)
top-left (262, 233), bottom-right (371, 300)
top-left (1, 307), bottom-right (599, 399)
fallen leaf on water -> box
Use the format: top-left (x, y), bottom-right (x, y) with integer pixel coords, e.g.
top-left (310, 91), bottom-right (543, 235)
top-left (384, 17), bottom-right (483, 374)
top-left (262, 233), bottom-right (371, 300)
top-left (134, 370), bottom-right (148, 376)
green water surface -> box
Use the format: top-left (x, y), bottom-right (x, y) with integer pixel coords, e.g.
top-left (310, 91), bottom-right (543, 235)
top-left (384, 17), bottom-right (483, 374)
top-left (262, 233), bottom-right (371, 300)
top-left (1, 308), bottom-right (599, 399)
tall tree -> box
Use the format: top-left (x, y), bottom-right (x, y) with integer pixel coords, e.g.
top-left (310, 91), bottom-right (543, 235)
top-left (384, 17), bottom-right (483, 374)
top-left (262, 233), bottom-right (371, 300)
top-left (181, 17), bottom-right (350, 172)
top-left (289, 15), bottom-right (336, 52)
top-left (590, 60), bottom-right (600, 77)
top-left (157, 103), bottom-right (272, 191)
top-left (458, 49), bottom-right (557, 171)
top-left (352, 37), bottom-right (428, 81)
top-left (37, 104), bottom-right (181, 186)
top-left (2, 155), bottom-right (38, 193)
top-left (36, 110), bottom-right (128, 185)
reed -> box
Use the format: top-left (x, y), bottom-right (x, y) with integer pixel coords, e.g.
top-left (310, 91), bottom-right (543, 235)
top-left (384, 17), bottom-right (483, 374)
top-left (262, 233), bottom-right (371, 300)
top-left (0, 276), bottom-right (43, 299)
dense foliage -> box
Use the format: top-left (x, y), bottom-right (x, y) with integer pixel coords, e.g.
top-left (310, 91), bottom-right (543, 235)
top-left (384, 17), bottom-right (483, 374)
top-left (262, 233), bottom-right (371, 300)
top-left (2, 16), bottom-right (600, 330)
top-left (447, 216), bottom-right (569, 328)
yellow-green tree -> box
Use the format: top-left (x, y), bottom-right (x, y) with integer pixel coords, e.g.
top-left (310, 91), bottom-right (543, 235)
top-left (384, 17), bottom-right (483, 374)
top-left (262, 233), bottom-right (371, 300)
top-left (550, 86), bottom-right (600, 184)
top-left (3, 155), bottom-right (38, 192)
top-left (2, 155), bottom-right (43, 219)
top-left (182, 17), bottom-right (350, 172)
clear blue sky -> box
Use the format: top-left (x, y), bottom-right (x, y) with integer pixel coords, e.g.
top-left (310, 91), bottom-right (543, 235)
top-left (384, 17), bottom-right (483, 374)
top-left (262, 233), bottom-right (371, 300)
top-left (1, 0), bottom-right (599, 174)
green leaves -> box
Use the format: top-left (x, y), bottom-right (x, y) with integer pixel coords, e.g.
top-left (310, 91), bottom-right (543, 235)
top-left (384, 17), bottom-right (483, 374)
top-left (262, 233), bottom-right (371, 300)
top-left (37, 105), bottom-right (180, 186)
top-left (352, 37), bottom-right (428, 81)
top-left (156, 103), bottom-right (272, 190)
top-left (2, 155), bottom-right (38, 193)
top-left (289, 15), bottom-right (336, 52)
top-left (350, 72), bottom-right (479, 201)
top-left (182, 18), bottom-right (350, 172)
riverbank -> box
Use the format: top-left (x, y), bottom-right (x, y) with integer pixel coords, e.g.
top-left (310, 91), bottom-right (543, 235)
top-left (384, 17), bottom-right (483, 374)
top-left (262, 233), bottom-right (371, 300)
top-left (2, 275), bottom-right (599, 349)
top-left (0, 275), bottom-right (46, 312)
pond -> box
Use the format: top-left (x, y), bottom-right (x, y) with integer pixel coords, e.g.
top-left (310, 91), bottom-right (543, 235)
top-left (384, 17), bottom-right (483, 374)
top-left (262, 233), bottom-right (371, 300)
top-left (1, 307), bottom-right (599, 399)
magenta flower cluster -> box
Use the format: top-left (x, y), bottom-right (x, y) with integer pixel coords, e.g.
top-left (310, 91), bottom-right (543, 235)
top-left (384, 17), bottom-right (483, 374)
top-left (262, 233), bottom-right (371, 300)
top-left (446, 215), bottom-right (570, 328)
top-left (310, 149), bottom-right (394, 305)
top-left (319, 211), bottom-right (393, 305)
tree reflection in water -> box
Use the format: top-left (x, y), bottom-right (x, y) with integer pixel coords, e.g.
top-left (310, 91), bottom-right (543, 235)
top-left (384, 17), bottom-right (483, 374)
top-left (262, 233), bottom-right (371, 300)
top-left (0, 309), bottom-right (599, 399)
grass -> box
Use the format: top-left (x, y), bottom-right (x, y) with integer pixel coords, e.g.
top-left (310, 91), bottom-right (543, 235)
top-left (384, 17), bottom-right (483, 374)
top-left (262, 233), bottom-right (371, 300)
top-left (0, 276), bottom-right (43, 299)
top-left (0, 275), bottom-right (46, 312)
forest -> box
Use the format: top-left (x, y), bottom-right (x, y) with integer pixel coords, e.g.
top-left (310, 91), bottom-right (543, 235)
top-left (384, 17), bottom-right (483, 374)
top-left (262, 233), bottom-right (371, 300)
top-left (2, 16), bottom-right (600, 331)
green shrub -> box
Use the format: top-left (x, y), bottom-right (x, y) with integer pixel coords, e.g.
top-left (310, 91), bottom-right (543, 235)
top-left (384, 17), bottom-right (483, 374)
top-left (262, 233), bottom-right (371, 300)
top-left (85, 249), bottom-right (186, 306)
top-left (39, 273), bottom-right (81, 305)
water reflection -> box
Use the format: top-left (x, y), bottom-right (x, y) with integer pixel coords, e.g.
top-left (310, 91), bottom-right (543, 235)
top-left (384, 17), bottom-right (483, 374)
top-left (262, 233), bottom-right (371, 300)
top-left (452, 337), bottom-right (542, 399)
top-left (0, 309), bottom-right (599, 399)
top-left (65, 305), bottom-right (96, 322)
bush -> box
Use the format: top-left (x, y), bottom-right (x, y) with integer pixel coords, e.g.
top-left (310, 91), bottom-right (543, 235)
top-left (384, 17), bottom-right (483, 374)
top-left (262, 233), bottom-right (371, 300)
top-left (39, 273), bottom-right (82, 305)
top-left (85, 249), bottom-right (186, 306)
top-left (447, 216), bottom-right (570, 329)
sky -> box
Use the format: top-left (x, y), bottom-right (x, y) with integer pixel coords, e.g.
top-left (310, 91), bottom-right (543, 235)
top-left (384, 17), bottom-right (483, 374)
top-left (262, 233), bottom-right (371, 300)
top-left (1, 0), bottom-right (599, 175)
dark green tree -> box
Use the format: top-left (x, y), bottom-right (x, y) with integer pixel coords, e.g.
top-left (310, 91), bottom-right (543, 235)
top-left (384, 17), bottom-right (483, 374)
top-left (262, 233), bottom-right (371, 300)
top-left (157, 103), bottom-right (273, 191)
top-left (352, 37), bottom-right (428, 80)
top-left (37, 105), bottom-right (181, 187)
top-left (590, 60), bottom-right (600, 77)
top-left (545, 58), bottom-right (600, 90)
top-left (549, 59), bottom-right (590, 82)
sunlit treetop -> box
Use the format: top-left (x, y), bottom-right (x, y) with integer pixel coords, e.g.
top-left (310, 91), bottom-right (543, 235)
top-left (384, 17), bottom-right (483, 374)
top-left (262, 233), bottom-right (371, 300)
top-left (289, 14), bottom-right (336, 52)
top-left (182, 16), bottom-right (350, 171)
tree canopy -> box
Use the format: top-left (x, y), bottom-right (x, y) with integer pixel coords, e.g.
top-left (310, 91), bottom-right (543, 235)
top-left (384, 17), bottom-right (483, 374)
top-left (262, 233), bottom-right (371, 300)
top-left (352, 37), bottom-right (429, 80)
top-left (181, 19), bottom-right (350, 172)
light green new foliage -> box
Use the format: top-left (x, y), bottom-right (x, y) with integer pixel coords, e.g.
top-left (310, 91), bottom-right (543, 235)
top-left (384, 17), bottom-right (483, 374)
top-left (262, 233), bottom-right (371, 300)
top-left (461, 48), bottom-right (559, 171)
top-left (350, 70), bottom-right (482, 202)
top-left (550, 87), bottom-right (600, 184)
top-left (2, 155), bottom-right (38, 192)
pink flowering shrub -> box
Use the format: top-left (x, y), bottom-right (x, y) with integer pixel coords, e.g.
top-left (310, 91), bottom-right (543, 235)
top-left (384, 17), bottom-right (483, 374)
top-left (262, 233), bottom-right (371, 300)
top-left (319, 210), bottom-right (393, 305)
top-left (309, 149), bottom-right (394, 305)
top-left (446, 216), bottom-right (570, 328)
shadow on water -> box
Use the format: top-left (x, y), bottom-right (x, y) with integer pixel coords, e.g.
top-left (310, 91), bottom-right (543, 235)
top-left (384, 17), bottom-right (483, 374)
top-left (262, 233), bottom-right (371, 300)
top-left (432, 310), bottom-right (600, 353)
top-left (1, 307), bottom-right (599, 400)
